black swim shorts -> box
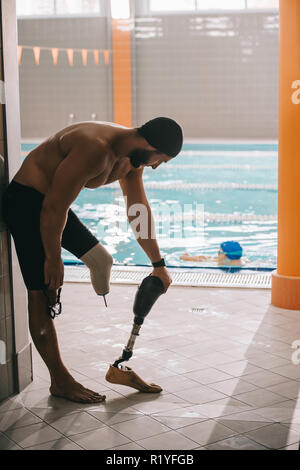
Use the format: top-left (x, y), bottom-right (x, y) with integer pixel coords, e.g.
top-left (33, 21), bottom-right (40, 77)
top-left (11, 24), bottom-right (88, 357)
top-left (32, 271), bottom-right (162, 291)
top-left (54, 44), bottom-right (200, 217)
top-left (1, 180), bottom-right (99, 291)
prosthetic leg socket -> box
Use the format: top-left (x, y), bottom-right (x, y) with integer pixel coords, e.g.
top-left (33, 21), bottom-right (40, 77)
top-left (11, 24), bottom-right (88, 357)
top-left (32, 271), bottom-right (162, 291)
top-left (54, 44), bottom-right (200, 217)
top-left (80, 243), bottom-right (113, 307)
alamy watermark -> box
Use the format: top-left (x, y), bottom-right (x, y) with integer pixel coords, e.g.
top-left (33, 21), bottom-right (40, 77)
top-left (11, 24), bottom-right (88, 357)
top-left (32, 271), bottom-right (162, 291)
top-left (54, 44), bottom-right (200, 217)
top-left (96, 197), bottom-right (205, 243)
top-left (0, 340), bottom-right (6, 365)
top-left (0, 80), bottom-right (5, 105)
top-left (291, 80), bottom-right (300, 105)
top-left (291, 340), bottom-right (300, 365)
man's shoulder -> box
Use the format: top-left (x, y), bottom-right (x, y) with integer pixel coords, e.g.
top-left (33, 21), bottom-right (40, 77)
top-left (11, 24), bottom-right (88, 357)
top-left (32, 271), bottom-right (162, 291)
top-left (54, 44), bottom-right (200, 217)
top-left (58, 126), bottom-right (109, 156)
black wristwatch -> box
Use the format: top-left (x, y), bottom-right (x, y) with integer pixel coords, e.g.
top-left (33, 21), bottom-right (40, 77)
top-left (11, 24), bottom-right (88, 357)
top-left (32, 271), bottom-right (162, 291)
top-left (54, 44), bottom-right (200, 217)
top-left (152, 258), bottom-right (166, 268)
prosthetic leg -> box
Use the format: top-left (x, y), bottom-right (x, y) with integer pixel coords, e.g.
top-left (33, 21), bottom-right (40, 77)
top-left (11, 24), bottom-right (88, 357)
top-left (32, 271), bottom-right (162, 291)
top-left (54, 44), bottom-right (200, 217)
top-left (106, 274), bottom-right (165, 393)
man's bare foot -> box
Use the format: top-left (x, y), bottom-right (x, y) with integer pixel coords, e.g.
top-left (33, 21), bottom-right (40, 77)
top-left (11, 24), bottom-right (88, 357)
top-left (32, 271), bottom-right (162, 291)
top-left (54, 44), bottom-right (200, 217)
top-left (50, 377), bottom-right (106, 404)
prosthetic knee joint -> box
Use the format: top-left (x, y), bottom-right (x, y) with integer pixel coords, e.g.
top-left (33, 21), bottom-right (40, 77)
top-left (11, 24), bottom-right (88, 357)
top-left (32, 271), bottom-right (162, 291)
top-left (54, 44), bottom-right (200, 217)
top-left (80, 243), bottom-right (113, 306)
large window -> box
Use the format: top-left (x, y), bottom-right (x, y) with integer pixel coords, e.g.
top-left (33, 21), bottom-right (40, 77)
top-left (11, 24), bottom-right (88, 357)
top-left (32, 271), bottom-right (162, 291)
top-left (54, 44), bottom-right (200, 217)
top-left (110, 0), bottom-right (130, 19)
top-left (197, 0), bottom-right (245, 10)
top-left (246, 0), bottom-right (279, 7)
top-left (17, 0), bottom-right (279, 17)
top-left (150, 0), bottom-right (195, 12)
top-left (16, 0), bottom-right (102, 16)
top-left (149, 0), bottom-right (279, 12)
top-left (17, 0), bottom-right (55, 15)
top-left (56, 0), bottom-right (101, 14)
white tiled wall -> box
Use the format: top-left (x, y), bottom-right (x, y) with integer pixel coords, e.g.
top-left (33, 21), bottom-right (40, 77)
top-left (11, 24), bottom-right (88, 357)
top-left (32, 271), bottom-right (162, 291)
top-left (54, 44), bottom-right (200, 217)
top-left (0, 0), bottom-right (32, 401)
top-left (134, 11), bottom-right (278, 138)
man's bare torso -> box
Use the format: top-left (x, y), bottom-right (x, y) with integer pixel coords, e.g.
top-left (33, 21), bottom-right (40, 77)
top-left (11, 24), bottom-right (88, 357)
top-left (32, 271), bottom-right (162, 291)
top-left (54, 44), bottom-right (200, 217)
top-left (13, 122), bottom-right (134, 195)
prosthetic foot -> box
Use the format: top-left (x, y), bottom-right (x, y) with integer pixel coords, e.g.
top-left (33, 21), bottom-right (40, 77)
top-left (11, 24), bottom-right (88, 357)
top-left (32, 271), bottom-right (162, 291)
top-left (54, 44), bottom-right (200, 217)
top-left (105, 364), bottom-right (162, 393)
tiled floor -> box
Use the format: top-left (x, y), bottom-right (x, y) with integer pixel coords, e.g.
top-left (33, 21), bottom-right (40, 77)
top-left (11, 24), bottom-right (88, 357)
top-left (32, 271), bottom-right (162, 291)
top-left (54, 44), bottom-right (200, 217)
top-left (1, 281), bottom-right (300, 450)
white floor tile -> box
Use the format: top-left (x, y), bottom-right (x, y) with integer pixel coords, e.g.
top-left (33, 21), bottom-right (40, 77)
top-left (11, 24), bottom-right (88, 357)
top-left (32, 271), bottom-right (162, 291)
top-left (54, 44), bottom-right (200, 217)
top-left (0, 432), bottom-right (22, 450)
top-left (151, 415), bottom-right (208, 430)
top-left (28, 406), bottom-right (80, 422)
top-left (69, 426), bottom-right (131, 450)
top-left (113, 442), bottom-right (146, 450)
top-left (46, 411), bottom-right (105, 436)
top-left (214, 360), bottom-right (263, 377)
top-left (266, 381), bottom-right (300, 400)
top-left (242, 370), bottom-right (290, 388)
top-left (153, 375), bottom-right (200, 393)
top-left (0, 396), bottom-right (24, 414)
top-left (208, 377), bottom-right (258, 396)
top-left (177, 419), bottom-right (237, 446)
top-left (172, 385), bottom-right (227, 404)
top-left (25, 437), bottom-right (82, 450)
top-left (184, 399), bottom-right (252, 419)
top-left (128, 396), bottom-right (190, 415)
top-left (280, 442), bottom-right (300, 450)
top-left (111, 415), bottom-right (170, 441)
top-left (205, 435), bottom-right (268, 450)
top-left (136, 430), bottom-right (199, 450)
top-left (4, 422), bottom-right (63, 448)
top-left (216, 417), bottom-right (273, 434)
top-left (234, 389), bottom-right (287, 407)
top-left (86, 409), bottom-right (143, 426)
top-left (246, 354), bottom-right (289, 369)
top-left (215, 409), bottom-right (272, 425)
top-left (0, 408), bottom-right (42, 432)
top-left (183, 368), bottom-right (233, 385)
top-left (254, 404), bottom-right (300, 423)
top-left (270, 364), bottom-right (300, 380)
top-left (244, 423), bottom-right (300, 449)
top-left (151, 408), bottom-right (208, 420)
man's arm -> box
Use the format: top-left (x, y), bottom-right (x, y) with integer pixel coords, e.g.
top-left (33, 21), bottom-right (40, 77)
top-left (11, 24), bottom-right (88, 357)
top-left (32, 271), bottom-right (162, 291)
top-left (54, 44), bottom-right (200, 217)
top-left (119, 168), bottom-right (162, 264)
top-left (41, 135), bottom-right (109, 263)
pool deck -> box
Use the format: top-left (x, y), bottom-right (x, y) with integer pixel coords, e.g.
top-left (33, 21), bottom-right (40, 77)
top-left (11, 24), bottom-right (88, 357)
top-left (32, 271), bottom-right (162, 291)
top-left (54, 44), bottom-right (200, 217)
top-left (1, 281), bottom-right (300, 450)
top-left (64, 264), bottom-right (274, 289)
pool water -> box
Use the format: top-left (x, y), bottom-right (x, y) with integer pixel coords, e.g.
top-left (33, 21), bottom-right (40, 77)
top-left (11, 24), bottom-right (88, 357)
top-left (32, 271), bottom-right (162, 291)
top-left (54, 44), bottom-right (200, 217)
top-left (21, 142), bottom-right (278, 269)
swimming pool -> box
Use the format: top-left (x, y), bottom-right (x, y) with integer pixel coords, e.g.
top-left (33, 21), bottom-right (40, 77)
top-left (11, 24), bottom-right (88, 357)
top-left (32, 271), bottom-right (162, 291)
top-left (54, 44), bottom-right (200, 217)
top-left (21, 141), bottom-right (278, 269)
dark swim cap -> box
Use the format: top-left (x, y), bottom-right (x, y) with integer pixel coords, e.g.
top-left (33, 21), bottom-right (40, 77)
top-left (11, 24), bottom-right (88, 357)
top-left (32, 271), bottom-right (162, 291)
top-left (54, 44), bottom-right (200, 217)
top-left (137, 117), bottom-right (183, 158)
top-left (220, 241), bottom-right (243, 260)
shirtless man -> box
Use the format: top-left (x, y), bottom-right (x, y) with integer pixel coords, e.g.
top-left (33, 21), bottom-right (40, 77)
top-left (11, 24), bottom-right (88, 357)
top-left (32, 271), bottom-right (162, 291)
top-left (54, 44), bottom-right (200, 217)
top-left (2, 117), bottom-right (183, 403)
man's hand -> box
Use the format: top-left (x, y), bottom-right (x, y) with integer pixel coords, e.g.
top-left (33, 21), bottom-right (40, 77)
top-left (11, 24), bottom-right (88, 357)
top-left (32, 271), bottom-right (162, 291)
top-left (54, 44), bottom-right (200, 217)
top-left (44, 257), bottom-right (64, 291)
top-left (151, 266), bottom-right (172, 292)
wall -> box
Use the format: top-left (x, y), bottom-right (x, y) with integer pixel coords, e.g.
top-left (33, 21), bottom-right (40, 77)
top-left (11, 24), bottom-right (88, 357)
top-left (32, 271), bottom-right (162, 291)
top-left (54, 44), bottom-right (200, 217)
top-left (135, 11), bottom-right (279, 139)
top-left (0, 0), bottom-right (32, 401)
top-left (18, 16), bottom-right (111, 138)
top-left (0, 85), bottom-right (15, 399)
top-left (17, 10), bottom-right (278, 139)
